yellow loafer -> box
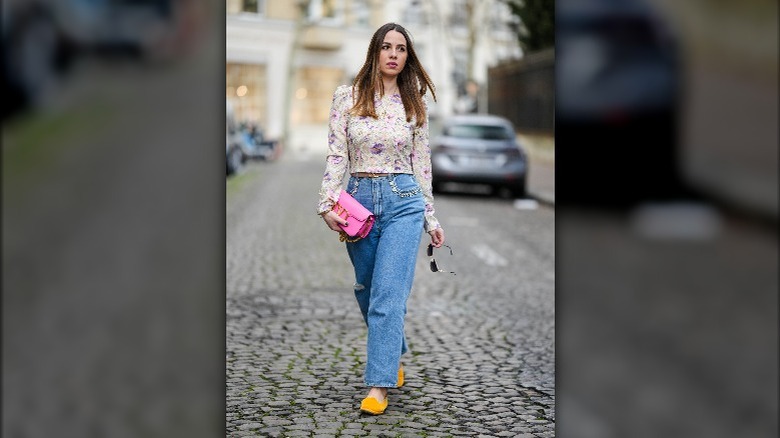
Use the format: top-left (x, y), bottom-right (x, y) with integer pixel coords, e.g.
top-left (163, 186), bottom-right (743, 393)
top-left (360, 396), bottom-right (388, 415)
top-left (397, 365), bottom-right (404, 387)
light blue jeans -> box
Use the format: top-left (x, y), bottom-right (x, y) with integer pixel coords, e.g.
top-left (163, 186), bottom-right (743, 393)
top-left (345, 173), bottom-right (425, 387)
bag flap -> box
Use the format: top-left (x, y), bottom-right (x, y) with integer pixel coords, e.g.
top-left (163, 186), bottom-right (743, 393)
top-left (336, 190), bottom-right (373, 222)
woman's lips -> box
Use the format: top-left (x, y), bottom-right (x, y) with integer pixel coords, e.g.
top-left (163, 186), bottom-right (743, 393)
top-left (386, 62), bottom-right (398, 68)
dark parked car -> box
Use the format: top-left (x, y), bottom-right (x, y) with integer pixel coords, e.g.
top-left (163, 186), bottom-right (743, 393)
top-left (556, 0), bottom-right (678, 124)
top-left (2, 0), bottom-right (176, 120)
top-left (226, 100), bottom-right (245, 176)
top-left (556, 0), bottom-right (683, 205)
top-left (431, 114), bottom-right (528, 198)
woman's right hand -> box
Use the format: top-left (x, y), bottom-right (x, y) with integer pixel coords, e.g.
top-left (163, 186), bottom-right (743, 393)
top-left (321, 210), bottom-right (349, 232)
top-left (428, 227), bottom-right (445, 248)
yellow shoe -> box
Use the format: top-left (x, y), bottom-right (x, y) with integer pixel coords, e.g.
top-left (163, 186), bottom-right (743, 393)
top-left (360, 396), bottom-right (388, 415)
top-left (397, 365), bottom-right (404, 388)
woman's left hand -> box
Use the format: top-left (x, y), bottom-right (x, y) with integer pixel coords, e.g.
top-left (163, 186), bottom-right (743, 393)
top-left (428, 228), bottom-right (445, 248)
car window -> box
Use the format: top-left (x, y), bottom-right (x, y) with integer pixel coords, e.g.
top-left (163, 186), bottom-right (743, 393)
top-left (446, 124), bottom-right (512, 140)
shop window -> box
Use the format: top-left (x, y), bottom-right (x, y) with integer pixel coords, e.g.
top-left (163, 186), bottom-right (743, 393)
top-left (291, 66), bottom-right (344, 125)
top-left (226, 63), bottom-right (267, 128)
top-left (243, 0), bottom-right (259, 13)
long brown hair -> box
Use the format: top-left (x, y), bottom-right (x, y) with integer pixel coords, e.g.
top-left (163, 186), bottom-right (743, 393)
top-left (350, 23), bottom-right (436, 128)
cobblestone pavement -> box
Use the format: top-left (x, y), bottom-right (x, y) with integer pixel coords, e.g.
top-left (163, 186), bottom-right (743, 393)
top-left (227, 158), bottom-right (555, 437)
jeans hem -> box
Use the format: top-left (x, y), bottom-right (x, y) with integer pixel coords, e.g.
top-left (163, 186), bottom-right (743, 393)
top-left (364, 382), bottom-right (397, 388)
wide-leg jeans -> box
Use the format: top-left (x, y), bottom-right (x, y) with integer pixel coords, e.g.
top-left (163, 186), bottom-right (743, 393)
top-left (345, 173), bottom-right (425, 387)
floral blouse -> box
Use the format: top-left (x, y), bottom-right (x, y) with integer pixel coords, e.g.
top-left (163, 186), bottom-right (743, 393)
top-left (317, 85), bottom-right (441, 232)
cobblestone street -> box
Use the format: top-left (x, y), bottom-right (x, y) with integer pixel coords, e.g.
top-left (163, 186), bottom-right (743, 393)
top-left (227, 158), bottom-right (555, 437)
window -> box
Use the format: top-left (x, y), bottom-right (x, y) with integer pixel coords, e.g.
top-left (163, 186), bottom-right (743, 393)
top-left (243, 0), bottom-right (258, 13)
top-left (450, 0), bottom-right (468, 28)
top-left (403, 0), bottom-right (428, 26)
top-left (226, 0), bottom-right (264, 14)
top-left (291, 66), bottom-right (344, 125)
top-left (308, 0), bottom-right (342, 23)
top-left (226, 63), bottom-right (267, 127)
top-left (348, 0), bottom-right (371, 28)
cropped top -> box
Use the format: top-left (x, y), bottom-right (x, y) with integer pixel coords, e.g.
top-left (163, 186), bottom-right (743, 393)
top-left (317, 85), bottom-right (441, 232)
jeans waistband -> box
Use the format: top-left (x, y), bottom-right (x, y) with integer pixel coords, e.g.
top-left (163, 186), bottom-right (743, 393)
top-left (351, 172), bottom-right (396, 178)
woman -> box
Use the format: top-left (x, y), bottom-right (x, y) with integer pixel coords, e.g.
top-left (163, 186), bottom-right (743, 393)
top-left (317, 22), bottom-right (445, 415)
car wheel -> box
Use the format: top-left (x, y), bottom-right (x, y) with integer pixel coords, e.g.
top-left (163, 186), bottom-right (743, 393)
top-left (495, 186), bottom-right (514, 199)
top-left (510, 182), bottom-right (527, 199)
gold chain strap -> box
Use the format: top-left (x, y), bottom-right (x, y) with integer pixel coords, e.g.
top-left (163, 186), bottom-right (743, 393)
top-left (339, 231), bottom-right (362, 243)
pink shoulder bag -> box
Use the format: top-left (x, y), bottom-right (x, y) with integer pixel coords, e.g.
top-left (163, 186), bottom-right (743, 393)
top-left (332, 189), bottom-right (375, 242)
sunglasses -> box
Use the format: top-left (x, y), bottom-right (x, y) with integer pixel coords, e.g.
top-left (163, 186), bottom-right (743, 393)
top-left (427, 244), bottom-right (456, 275)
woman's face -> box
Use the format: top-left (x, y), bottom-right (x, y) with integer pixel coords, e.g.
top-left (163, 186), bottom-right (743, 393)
top-left (378, 30), bottom-right (408, 81)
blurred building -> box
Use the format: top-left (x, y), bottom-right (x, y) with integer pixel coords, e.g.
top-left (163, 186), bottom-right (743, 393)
top-left (226, 0), bottom-right (522, 154)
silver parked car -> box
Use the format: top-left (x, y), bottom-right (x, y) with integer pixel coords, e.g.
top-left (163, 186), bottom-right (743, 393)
top-left (430, 114), bottom-right (528, 198)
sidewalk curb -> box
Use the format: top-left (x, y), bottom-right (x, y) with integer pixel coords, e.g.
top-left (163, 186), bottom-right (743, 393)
top-left (528, 190), bottom-right (555, 207)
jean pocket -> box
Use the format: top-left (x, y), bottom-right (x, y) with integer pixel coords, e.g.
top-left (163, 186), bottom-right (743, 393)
top-left (390, 175), bottom-right (422, 198)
